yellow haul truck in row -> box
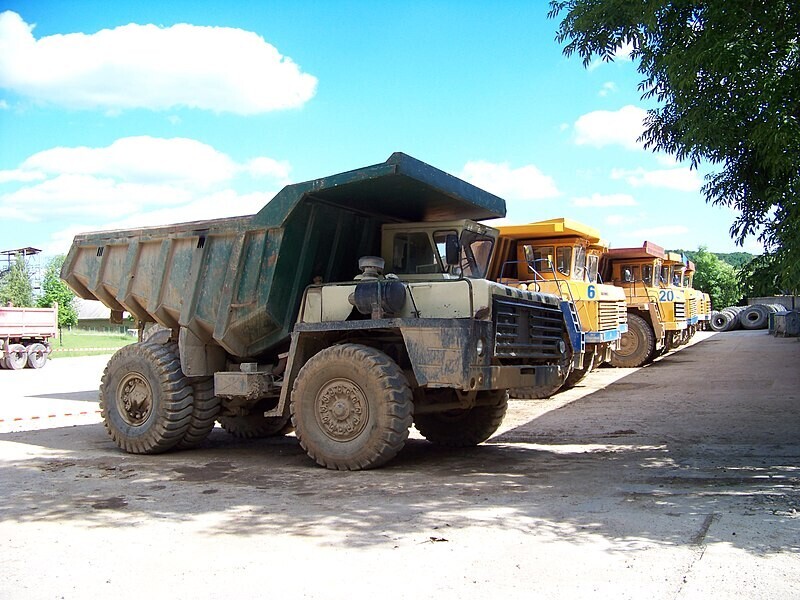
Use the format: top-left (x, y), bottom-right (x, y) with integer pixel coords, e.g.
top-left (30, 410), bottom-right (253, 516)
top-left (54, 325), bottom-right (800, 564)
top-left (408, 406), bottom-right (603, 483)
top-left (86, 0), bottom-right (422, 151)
top-left (602, 241), bottom-right (687, 367)
top-left (662, 252), bottom-right (697, 345)
top-left (488, 218), bottom-right (627, 394)
top-left (683, 260), bottom-right (710, 333)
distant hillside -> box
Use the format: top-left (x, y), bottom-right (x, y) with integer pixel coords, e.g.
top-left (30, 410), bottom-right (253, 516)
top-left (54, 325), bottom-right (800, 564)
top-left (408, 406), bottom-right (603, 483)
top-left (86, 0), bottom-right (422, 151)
top-left (670, 249), bottom-right (755, 270)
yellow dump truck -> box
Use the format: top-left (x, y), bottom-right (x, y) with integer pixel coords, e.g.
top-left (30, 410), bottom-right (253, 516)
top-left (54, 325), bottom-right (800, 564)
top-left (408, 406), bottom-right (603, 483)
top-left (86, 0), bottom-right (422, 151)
top-left (683, 260), bottom-right (710, 332)
top-left (662, 252), bottom-right (696, 345)
top-left (489, 218), bottom-right (627, 394)
top-left (602, 241), bottom-right (688, 367)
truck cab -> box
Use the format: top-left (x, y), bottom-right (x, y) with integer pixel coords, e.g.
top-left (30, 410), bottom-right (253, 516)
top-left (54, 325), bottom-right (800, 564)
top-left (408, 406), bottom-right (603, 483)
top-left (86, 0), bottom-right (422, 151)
top-left (488, 218), bottom-right (626, 392)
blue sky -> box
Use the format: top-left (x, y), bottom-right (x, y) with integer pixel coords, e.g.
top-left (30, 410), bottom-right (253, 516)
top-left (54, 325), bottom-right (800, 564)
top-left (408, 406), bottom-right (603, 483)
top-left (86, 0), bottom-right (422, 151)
top-left (0, 1), bottom-right (760, 259)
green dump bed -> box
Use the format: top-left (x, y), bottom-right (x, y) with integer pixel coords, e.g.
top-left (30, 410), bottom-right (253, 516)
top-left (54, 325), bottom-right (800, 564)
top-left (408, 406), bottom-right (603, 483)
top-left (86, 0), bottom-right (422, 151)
top-left (61, 153), bottom-right (506, 359)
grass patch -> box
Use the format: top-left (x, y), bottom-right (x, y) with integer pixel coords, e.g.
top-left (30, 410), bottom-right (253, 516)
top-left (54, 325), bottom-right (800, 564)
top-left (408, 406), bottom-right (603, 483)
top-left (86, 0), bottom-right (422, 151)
top-left (50, 329), bottom-right (136, 358)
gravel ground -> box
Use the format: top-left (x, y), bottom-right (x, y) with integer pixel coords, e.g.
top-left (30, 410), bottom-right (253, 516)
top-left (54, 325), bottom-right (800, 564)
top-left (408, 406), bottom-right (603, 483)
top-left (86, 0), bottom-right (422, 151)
top-left (0, 330), bottom-right (798, 600)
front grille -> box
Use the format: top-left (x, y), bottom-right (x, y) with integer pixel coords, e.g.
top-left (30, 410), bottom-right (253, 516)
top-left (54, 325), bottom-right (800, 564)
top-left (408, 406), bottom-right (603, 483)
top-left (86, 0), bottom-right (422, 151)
top-left (688, 297), bottom-right (698, 319)
top-left (617, 300), bottom-right (628, 327)
top-left (674, 301), bottom-right (686, 320)
top-left (598, 300), bottom-right (620, 331)
top-left (493, 297), bottom-right (565, 363)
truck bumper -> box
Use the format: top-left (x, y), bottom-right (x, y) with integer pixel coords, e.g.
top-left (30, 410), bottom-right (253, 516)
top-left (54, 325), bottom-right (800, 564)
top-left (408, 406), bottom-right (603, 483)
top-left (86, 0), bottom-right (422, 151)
top-left (461, 364), bottom-right (564, 393)
top-left (585, 329), bottom-right (621, 344)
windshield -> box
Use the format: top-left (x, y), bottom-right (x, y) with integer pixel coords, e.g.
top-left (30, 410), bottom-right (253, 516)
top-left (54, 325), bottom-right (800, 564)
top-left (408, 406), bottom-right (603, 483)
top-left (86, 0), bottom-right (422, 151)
top-left (392, 231), bottom-right (443, 274)
top-left (660, 265), bottom-right (670, 286)
top-left (642, 264), bottom-right (654, 286)
top-left (587, 254), bottom-right (599, 282)
top-left (671, 266), bottom-right (684, 287)
top-left (573, 246), bottom-right (587, 281)
top-left (457, 230), bottom-right (494, 278)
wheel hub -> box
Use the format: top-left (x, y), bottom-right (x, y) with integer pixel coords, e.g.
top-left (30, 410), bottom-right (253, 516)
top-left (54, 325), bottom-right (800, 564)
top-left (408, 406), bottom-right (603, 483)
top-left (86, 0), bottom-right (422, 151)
top-left (117, 372), bottom-right (153, 426)
top-left (315, 378), bottom-right (368, 442)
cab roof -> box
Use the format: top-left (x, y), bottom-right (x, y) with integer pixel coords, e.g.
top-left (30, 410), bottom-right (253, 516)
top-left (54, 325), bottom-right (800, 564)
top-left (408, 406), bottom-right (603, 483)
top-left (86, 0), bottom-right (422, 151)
top-left (497, 218), bottom-right (603, 243)
top-left (605, 240), bottom-right (666, 261)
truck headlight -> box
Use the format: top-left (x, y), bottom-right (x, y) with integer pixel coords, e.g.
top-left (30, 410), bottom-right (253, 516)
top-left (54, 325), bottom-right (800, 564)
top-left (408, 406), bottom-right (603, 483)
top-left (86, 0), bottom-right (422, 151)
top-left (558, 340), bottom-right (566, 355)
top-left (476, 337), bottom-right (486, 357)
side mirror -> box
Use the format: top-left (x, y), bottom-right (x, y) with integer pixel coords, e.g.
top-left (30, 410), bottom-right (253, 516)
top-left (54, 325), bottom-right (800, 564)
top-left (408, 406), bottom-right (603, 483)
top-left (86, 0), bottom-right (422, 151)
top-left (445, 233), bottom-right (460, 266)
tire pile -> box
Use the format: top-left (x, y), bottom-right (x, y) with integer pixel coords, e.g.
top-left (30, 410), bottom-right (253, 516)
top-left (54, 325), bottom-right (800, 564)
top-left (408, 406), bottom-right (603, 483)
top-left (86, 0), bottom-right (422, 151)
top-left (709, 304), bottom-right (786, 332)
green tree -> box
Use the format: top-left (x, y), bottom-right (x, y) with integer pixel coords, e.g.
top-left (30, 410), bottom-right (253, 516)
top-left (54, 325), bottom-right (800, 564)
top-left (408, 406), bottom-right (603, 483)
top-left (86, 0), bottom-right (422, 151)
top-left (737, 254), bottom-right (783, 299)
top-left (549, 1), bottom-right (800, 294)
top-left (691, 246), bottom-right (741, 309)
top-left (38, 255), bottom-right (78, 329)
top-left (0, 256), bottom-right (34, 307)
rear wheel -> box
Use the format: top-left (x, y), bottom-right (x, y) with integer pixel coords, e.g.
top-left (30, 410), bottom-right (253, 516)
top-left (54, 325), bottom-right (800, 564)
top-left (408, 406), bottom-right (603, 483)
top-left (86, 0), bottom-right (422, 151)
top-left (218, 404), bottom-right (293, 439)
top-left (610, 313), bottom-right (655, 368)
top-left (177, 376), bottom-right (222, 449)
top-left (25, 343), bottom-right (48, 369)
top-left (291, 344), bottom-right (413, 470)
top-left (5, 344), bottom-right (27, 370)
top-left (414, 390), bottom-right (508, 446)
top-left (100, 342), bottom-right (194, 454)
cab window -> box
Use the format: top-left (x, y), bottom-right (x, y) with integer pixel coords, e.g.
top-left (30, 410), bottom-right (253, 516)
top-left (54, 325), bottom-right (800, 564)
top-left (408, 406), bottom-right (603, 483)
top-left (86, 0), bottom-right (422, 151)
top-left (642, 265), bottom-right (653, 286)
top-left (620, 265), bottom-right (639, 283)
top-left (392, 232), bottom-right (440, 274)
top-left (524, 245), bottom-right (554, 273)
top-left (556, 246), bottom-right (572, 276)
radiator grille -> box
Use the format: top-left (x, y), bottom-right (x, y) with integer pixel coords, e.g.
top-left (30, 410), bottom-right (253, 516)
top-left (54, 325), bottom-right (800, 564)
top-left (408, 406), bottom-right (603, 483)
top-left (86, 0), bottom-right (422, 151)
top-left (598, 300), bottom-right (621, 331)
top-left (674, 301), bottom-right (686, 320)
top-left (493, 297), bottom-right (565, 362)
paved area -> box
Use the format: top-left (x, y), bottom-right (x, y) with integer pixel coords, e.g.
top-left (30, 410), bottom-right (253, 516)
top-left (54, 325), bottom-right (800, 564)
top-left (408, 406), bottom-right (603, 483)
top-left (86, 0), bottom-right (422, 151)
top-left (0, 330), bottom-right (798, 599)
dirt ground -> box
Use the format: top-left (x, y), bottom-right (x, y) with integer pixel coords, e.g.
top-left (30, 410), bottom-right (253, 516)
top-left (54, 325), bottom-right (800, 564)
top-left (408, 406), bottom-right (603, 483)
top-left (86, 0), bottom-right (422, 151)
top-left (1, 330), bottom-right (798, 600)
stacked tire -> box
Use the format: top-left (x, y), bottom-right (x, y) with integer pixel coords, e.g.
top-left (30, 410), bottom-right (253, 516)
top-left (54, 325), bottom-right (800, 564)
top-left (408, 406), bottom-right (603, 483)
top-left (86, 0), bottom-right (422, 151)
top-left (710, 304), bottom-right (784, 332)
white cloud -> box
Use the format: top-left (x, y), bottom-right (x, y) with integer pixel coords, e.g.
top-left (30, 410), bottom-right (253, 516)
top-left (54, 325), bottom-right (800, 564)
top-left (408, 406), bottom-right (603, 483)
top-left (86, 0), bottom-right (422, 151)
top-left (598, 82), bottom-right (617, 97)
top-left (611, 166), bottom-right (702, 192)
top-left (0, 98), bottom-right (8, 109)
top-left (21, 137), bottom-right (240, 188)
top-left (0, 10), bottom-right (317, 114)
top-left (574, 105), bottom-right (647, 150)
top-left (1, 137), bottom-right (292, 226)
top-left (572, 193), bottom-right (636, 208)
top-left (587, 41), bottom-right (634, 71)
top-left (459, 160), bottom-right (559, 201)
top-left (0, 168), bottom-right (45, 183)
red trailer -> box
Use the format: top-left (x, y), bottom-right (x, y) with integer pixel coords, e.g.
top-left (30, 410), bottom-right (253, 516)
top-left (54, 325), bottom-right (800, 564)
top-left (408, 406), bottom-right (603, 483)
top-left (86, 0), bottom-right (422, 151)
top-left (0, 305), bottom-right (57, 369)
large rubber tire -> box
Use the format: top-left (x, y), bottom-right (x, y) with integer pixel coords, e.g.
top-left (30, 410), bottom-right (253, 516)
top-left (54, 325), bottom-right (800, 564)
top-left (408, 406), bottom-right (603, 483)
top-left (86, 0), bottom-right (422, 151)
top-left (177, 376), bottom-right (222, 449)
top-left (291, 344), bottom-right (413, 470)
top-left (510, 379), bottom-right (564, 399)
top-left (739, 305), bottom-right (769, 330)
top-left (414, 390), bottom-right (508, 446)
top-left (99, 342), bottom-right (194, 454)
top-left (5, 344), bottom-right (27, 370)
top-left (25, 343), bottom-right (48, 369)
top-left (610, 313), bottom-right (655, 368)
top-left (218, 403), bottom-right (293, 439)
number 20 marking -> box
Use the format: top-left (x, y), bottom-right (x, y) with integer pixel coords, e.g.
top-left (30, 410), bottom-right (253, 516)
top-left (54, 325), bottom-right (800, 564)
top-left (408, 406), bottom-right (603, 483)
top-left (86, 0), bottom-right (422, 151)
top-left (659, 290), bottom-right (674, 302)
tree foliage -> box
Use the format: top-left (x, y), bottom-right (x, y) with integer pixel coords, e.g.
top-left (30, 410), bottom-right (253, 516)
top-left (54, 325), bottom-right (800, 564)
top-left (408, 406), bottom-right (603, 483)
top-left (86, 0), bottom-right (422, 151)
top-left (38, 255), bottom-right (78, 329)
top-left (690, 246), bottom-right (741, 309)
top-left (549, 1), bottom-right (800, 293)
top-left (737, 254), bottom-right (784, 299)
top-left (0, 256), bottom-right (34, 307)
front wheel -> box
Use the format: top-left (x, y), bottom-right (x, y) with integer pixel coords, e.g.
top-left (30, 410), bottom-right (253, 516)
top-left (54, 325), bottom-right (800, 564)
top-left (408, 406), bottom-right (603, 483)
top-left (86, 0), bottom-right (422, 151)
top-left (291, 344), bottom-right (413, 470)
top-left (610, 313), bottom-right (655, 368)
top-left (414, 390), bottom-right (508, 446)
top-left (99, 342), bottom-right (194, 454)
